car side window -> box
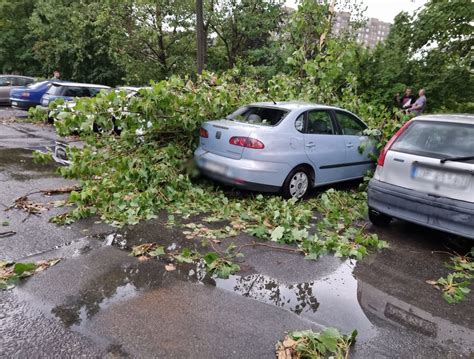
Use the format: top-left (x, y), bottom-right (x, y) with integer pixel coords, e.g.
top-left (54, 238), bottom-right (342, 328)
top-left (88, 88), bottom-right (102, 97)
top-left (306, 111), bottom-right (334, 135)
top-left (0, 77), bottom-right (11, 86)
top-left (16, 78), bottom-right (31, 86)
top-left (335, 111), bottom-right (366, 136)
top-left (294, 114), bottom-right (305, 132)
top-left (63, 87), bottom-right (90, 97)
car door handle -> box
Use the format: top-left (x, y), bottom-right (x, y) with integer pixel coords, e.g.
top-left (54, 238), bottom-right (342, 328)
top-left (306, 142), bottom-right (316, 148)
top-left (346, 143), bottom-right (354, 148)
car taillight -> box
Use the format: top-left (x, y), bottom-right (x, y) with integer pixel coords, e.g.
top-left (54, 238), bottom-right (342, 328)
top-left (377, 120), bottom-right (413, 166)
top-left (21, 92), bottom-right (30, 98)
top-left (199, 127), bottom-right (208, 138)
top-left (229, 136), bottom-right (265, 149)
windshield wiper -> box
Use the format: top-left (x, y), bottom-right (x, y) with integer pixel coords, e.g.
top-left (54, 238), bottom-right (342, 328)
top-left (440, 155), bottom-right (474, 163)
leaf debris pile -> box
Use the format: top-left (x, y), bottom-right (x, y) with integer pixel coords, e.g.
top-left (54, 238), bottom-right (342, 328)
top-left (276, 328), bottom-right (357, 359)
top-left (427, 248), bottom-right (474, 304)
top-left (0, 259), bottom-right (61, 290)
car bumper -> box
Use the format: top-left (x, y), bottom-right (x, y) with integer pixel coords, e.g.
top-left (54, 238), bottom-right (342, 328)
top-left (368, 179), bottom-right (474, 239)
top-left (194, 147), bottom-right (290, 192)
top-left (10, 98), bottom-right (37, 110)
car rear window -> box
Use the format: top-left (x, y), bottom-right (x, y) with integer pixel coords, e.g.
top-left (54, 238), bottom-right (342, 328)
top-left (228, 106), bottom-right (288, 126)
top-left (28, 80), bottom-right (49, 89)
top-left (391, 121), bottom-right (474, 163)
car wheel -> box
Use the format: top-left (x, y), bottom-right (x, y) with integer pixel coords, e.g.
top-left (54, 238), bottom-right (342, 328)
top-left (282, 166), bottom-right (311, 199)
top-left (368, 208), bottom-right (392, 226)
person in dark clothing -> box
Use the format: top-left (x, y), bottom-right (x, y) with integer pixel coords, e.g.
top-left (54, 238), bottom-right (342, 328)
top-left (398, 88), bottom-right (416, 109)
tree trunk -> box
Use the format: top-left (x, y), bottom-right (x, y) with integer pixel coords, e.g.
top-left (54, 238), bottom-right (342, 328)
top-left (196, 0), bottom-right (205, 74)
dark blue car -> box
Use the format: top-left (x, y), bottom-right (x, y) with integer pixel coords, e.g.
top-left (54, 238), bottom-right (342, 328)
top-left (10, 80), bottom-right (53, 110)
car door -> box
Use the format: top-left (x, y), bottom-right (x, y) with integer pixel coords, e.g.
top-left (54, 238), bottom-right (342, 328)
top-left (303, 110), bottom-right (348, 184)
top-left (334, 110), bottom-right (375, 178)
top-left (0, 76), bottom-right (13, 102)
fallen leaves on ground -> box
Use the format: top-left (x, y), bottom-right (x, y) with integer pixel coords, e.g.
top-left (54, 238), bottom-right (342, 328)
top-left (427, 248), bottom-right (474, 304)
top-left (165, 263), bottom-right (176, 271)
top-left (12, 196), bottom-right (48, 214)
top-left (276, 328), bottom-right (357, 359)
top-left (0, 258), bottom-right (61, 290)
top-left (130, 243), bottom-right (165, 258)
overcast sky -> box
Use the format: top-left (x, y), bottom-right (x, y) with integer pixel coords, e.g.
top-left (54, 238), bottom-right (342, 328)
top-left (285, 0), bottom-right (428, 23)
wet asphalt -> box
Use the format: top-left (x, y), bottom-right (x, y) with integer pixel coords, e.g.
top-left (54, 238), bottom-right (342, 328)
top-left (0, 112), bottom-right (473, 358)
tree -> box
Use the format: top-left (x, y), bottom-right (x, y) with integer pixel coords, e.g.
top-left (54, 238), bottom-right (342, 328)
top-left (29, 0), bottom-right (124, 85)
top-left (0, 0), bottom-right (41, 75)
top-left (355, 0), bottom-right (473, 112)
top-left (196, 0), bottom-right (205, 73)
top-left (207, 0), bottom-right (285, 71)
top-left (106, 0), bottom-right (196, 84)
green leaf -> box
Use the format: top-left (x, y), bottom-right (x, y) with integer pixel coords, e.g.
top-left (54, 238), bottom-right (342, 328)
top-left (13, 262), bottom-right (36, 276)
top-left (270, 226), bottom-right (285, 242)
top-left (203, 252), bottom-right (219, 265)
top-left (149, 246), bottom-right (165, 257)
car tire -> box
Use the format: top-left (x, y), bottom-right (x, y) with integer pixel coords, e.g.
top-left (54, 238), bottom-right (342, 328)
top-left (282, 166), bottom-right (312, 200)
top-left (368, 208), bottom-right (392, 226)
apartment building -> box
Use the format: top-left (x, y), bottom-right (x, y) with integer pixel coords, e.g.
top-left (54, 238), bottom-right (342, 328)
top-left (333, 11), bottom-right (391, 48)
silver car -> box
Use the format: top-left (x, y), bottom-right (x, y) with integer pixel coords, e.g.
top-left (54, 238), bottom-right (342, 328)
top-left (0, 75), bottom-right (35, 104)
top-left (368, 114), bottom-right (474, 239)
top-left (194, 102), bottom-right (375, 198)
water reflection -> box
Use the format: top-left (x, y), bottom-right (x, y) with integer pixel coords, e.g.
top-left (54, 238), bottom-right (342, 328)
top-left (216, 260), bottom-right (376, 339)
top-left (357, 278), bottom-right (474, 354)
top-left (216, 274), bottom-right (319, 315)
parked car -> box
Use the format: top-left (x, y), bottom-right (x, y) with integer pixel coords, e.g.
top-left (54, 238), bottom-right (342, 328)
top-left (368, 114), bottom-right (474, 239)
top-left (40, 81), bottom-right (110, 108)
top-left (0, 75), bottom-right (35, 105)
top-left (10, 80), bottom-right (54, 110)
top-left (194, 102), bottom-right (375, 199)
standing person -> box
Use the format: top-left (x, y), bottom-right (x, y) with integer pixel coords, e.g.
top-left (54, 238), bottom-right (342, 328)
top-left (51, 70), bottom-right (61, 80)
top-left (399, 87), bottom-right (416, 109)
top-left (409, 89), bottom-right (427, 116)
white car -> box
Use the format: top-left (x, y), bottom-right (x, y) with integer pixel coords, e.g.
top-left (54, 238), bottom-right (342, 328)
top-left (368, 114), bottom-right (474, 239)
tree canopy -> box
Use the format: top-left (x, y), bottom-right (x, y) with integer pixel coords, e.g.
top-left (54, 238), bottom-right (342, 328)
top-left (0, 0), bottom-right (471, 112)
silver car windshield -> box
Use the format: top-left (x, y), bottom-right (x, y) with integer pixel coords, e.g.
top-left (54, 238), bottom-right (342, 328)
top-left (391, 121), bottom-right (474, 163)
top-left (227, 106), bottom-right (289, 126)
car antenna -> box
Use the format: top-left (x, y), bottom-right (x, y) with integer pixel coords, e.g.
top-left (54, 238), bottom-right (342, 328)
top-left (268, 94), bottom-right (277, 105)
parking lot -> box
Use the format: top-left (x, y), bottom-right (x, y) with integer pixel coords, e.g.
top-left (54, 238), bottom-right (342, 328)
top-left (0, 112), bottom-right (473, 358)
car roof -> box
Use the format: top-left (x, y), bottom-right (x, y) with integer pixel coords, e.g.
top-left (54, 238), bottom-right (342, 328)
top-left (413, 114), bottom-right (474, 125)
top-left (0, 75), bottom-right (35, 79)
top-left (247, 101), bottom-right (345, 112)
top-left (51, 81), bottom-right (110, 89)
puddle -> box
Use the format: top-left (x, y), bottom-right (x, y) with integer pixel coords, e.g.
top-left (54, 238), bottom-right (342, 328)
top-left (216, 259), bottom-right (376, 340)
top-left (0, 148), bottom-right (58, 180)
top-left (12, 217), bottom-right (473, 357)
top-left (90, 220), bottom-right (474, 352)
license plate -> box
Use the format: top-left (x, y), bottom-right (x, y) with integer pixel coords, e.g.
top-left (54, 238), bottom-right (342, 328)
top-left (412, 166), bottom-right (470, 188)
top-left (203, 160), bottom-right (227, 176)
top-left (11, 101), bottom-right (17, 106)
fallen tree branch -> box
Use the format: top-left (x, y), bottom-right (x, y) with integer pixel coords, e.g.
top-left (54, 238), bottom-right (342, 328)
top-left (40, 185), bottom-right (81, 196)
top-left (237, 241), bottom-right (302, 254)
top-left (0, 231), bottom-right (16, 238)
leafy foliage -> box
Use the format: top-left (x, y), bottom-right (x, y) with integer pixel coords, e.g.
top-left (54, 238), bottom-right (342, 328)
top-left (29, 70), bottom-right (391, 268)
top-left (427, 248), bottom-right (474, 304)
top-left (0, 259), bottom-right (61, 290)
top-left (129, 242), bottom-right (240, 279)
top-left (276, 328), bottom-right (357, 359)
